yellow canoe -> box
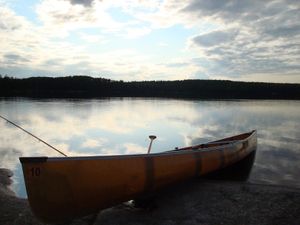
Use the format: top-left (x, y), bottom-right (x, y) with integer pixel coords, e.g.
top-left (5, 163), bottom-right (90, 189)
top-left (20, 130), bottom-right (257, 223)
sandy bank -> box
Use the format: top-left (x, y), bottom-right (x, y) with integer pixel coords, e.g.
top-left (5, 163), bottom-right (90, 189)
top-left (1, 168), bottom-right (299, 225)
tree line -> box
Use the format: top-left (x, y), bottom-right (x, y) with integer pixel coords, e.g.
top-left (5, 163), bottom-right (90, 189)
top-left (0, 75), bottom-right (299, 99)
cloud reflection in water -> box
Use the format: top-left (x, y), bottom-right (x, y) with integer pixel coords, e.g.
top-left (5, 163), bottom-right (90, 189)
top-left (0, 98), bottom-right (299, 197)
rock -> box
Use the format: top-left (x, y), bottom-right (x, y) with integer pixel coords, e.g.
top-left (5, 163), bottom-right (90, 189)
top-left (0, 168), bottom-right (300, 225)
top-left (95, 180), bottom-right (300, 225)
top-left (0, 168), bottom-right (15, 196)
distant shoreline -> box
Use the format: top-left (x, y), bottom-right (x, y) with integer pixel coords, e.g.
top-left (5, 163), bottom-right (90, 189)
top-left (1, 76), bottom-right (300, 100)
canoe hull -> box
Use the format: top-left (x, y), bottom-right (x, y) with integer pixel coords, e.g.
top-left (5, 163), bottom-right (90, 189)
top-left (20, 130), bottom-right (257, 223)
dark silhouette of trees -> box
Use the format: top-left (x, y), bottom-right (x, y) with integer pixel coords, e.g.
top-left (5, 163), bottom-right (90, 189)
top-left (0, 75), bottom-right (299, 99)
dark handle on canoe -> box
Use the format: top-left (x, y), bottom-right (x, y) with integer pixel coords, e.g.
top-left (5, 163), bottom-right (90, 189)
top-left (147, 135), bottom-right (157, 154)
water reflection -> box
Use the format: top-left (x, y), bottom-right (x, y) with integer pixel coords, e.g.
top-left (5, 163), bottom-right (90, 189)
top-left (0, 98), bottom-right (299, 197)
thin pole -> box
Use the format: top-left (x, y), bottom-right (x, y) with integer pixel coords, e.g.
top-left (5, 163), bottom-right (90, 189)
top-left (147, 135), bottom-right (156, 154)
top-left (0, 115), bottom-right (68, 157)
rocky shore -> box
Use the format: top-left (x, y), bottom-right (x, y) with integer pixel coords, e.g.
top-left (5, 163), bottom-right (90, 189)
top-left (1, 168), bottom-right (300, 225)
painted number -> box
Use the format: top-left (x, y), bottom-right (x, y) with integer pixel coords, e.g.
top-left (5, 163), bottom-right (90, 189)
top-left (30, 167), bottom-right (41, 177)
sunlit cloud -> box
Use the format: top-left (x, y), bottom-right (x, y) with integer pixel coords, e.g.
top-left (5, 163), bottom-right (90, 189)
top-left (123, 143), bottom-right (146, 154)
top-left (81, 138), bottom-right (107, 149)
top-left (79, 33), bottom-right (107, 43)
top-left (0, 0), bottom-right (300, 82)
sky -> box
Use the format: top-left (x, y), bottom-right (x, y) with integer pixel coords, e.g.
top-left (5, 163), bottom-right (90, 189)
top-left (0, 0), bottom-right (299, 83)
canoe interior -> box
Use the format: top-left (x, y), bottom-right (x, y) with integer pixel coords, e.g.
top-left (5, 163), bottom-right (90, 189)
top-left (19, 130), bottom-right (257, 223)
top-left (176, 130), bottom-right (255, 151)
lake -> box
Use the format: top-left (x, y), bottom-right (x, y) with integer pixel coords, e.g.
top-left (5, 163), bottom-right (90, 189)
top-left (0, 98), bottom-right (299, 198)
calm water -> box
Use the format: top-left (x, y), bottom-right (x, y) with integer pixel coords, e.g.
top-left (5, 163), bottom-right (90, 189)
top-left (0, 98), bottom-right (299, 198)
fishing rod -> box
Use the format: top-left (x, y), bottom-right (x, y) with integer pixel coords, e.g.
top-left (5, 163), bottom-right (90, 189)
top-left (0, 115), bottom-right (68, 157)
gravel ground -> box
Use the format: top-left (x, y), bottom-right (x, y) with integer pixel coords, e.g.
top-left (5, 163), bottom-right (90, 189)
top-left (1, 168), bottom-right (300, 225)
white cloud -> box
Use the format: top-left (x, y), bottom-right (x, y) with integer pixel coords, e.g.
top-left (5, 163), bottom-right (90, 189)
top-left (81, 138), bottom-right (107, 148)
top-left (36, 0), bottom-right (96, 27)
top-left (1, 0), bottom-right (300, 82)
top-left (123, 143), bottom-right (146, 154)
top-left (35, 0), bottom-right (151, 35)
top-left (79, 33), bottom-right (106, 43)
top-left (124, 27), bottom-right (151, 39)
top-left (0, 6), bottom-right (25, 31)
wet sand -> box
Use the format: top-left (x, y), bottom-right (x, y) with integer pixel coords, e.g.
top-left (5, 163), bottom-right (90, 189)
top-left (1, 168), bottom-right (300, 225)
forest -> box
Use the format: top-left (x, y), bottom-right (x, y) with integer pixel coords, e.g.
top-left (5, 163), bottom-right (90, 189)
top-left (0, 75), bottom-right (299, 99)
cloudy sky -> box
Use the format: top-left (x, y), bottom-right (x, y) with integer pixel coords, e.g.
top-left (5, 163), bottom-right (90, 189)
top-left (0, 0), bottom-right (299, 82)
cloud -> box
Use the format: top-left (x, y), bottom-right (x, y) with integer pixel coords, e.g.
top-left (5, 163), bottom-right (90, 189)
top-left (36, 0), bottom-right (98, 28)
top-left (79, 33), bottom-right (106, 43)
top-left (3, 53), bottom-right (31, 65)
top-left (36, 0), bottom-right (146, 34)
top-left (123, 143), bottom-right (146, 154)
top-left (1, 0), bottom-right (300, 82)
top-left (181, 0), bottom-right (293, 23)
top-left (124, 27), bottom-right (151, 39)
top-left (165, 62), bottom-right (190, 68)
top-left (68, 0), bottom-right (95, 7)
top-left (0, 2), bottom-right (193, 81)
top-left (0, 7), bottom-right (24, 31)
top-left (132, 1), bottom-right (187, 29)
top-left (264, 23), bottom-right (300, 38)
top-left (81, 138), bottom-right (107, 148)
top-left (182, 0), bottom-right (300, 81)
top-left (192, 29), bottom-right (238, 47)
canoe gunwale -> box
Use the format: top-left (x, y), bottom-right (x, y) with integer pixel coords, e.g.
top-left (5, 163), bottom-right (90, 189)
top-left (19, 130), bottom-right (256, 163)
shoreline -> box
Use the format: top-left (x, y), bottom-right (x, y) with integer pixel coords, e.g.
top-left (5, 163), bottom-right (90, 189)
top-left (1, 168), bottom-right (300, 225)
top-left (1, 76), bottom-right (300, 100)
